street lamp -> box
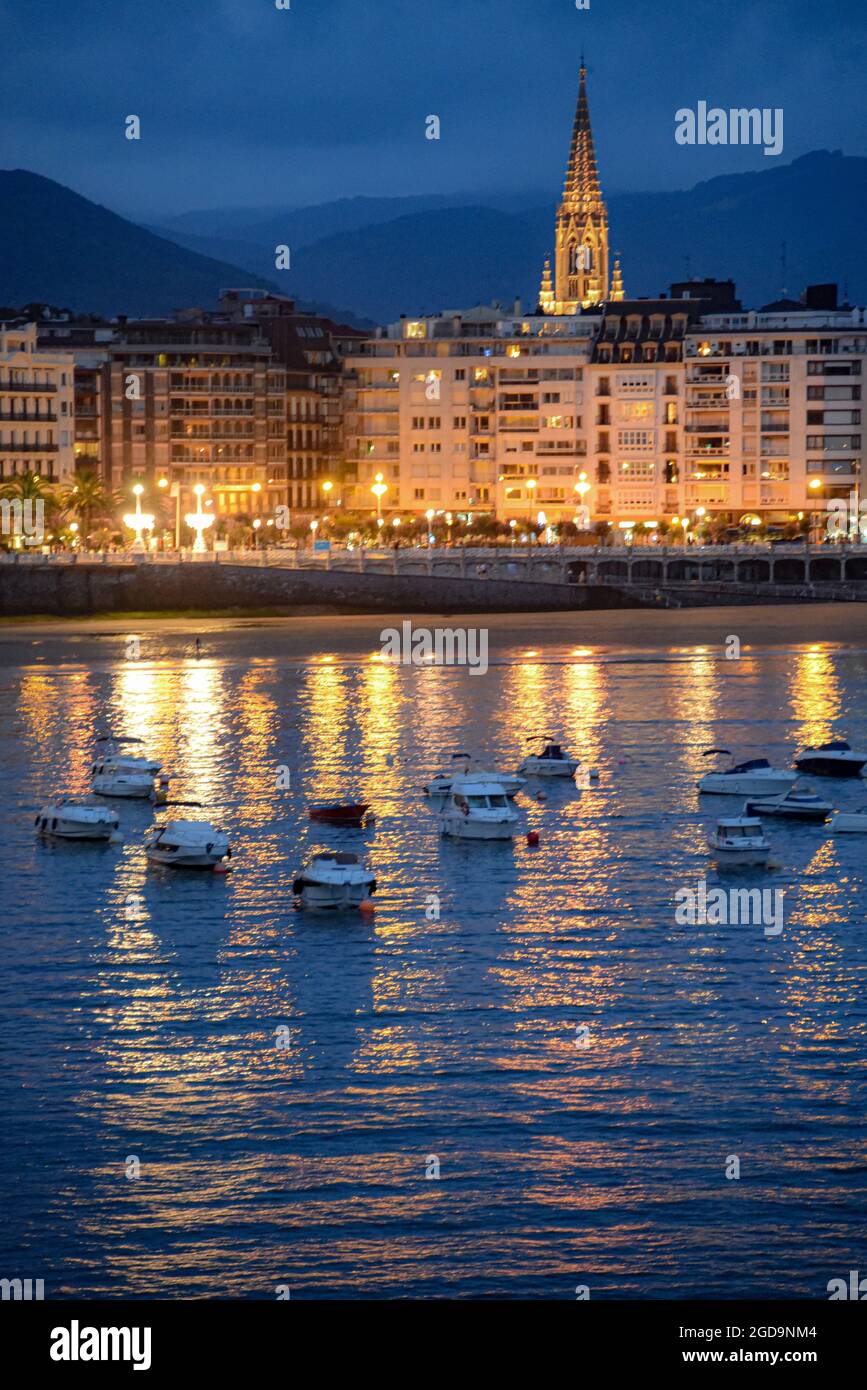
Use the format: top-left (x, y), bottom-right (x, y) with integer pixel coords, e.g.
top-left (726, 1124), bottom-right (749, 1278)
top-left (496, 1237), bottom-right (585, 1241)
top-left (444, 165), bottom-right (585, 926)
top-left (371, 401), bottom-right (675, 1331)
top-left (425, 507), bottom-right (435, 546)
top-left (371, 472), bottom-right (388, 525)
top-left (122, 483), bottom-right (155, 554)
top-left (185, 483), bottom-right (214, 554)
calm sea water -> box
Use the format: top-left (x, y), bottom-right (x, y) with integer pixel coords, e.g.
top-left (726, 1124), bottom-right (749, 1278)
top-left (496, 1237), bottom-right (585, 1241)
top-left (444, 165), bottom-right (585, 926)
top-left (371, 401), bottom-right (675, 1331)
top-left (1, 614), bottom-right (866, 1300)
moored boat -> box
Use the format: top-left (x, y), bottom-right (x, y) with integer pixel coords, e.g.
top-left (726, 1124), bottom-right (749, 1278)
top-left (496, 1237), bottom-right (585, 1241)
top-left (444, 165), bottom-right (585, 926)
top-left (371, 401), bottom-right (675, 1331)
top-left (794, 740), bottom-right (867, 779)
top-left (437, 775), bottom-right (520, 840)
top-left (698, 749), bottom-right (796, 796)
top-left (292, 851), bottom-right (376, 908)
top-left (424, 753), bottom-right (524, 798)
top-left (34, 796), bottom-right (119, 841)
top-left (744, 782), bottom-right (832, 823)
top-left (308, 802), bottom-right (370, 826)
top-left (517, 735), bottom-right (580, 780)
top-left (95, 736), bottom-right (162, 776)
top-left (831, 807), bottom-right (867, 834)
top-left (708, 816), bottom-right (771, 868)
top-left (145, 819), bottom-right (231, 869)
top-left (90, 759), bottom-right (154, 799)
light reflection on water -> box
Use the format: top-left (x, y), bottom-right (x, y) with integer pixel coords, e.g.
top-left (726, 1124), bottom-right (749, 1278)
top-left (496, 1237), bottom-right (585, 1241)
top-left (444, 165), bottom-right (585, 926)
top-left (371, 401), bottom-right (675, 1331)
top-left (1, 625), bottom-right (866, 1299)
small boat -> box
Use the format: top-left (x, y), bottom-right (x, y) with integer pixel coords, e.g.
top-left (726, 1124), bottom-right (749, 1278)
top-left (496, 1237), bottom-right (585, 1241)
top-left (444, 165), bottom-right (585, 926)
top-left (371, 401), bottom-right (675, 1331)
top-left (90, 759), bottom-right (154, 799)
top-left (34, 796), bottom-right (119, 841)
top-left (708, 816), bottom-right (771, 868)
top-left (308, 802), bottom-right (370, 826)
top-left (794, 740), bottom-right (867, 779)
top-left (831, 807), bottom-right (867, 834)
top-left (95, 736), bottom-right (162, 776)
top-left (437, 775), bottom-right (519, 840)
top-left (145, 819), bottom-right (231, 869)
top-left (517, 735), bottom-right (580, 780)
top-left (424, 754), bottom-right (524, 798)
top-left (744, 782), bottom-right (832, 823)
top-left (698, 749), bottom-right (796, 796)
top-left (292, 851), bottom-right (376, 908)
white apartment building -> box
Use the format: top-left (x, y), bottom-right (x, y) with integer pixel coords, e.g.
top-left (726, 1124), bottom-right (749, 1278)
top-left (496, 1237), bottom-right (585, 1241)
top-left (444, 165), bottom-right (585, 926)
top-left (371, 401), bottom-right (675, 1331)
top-left (342, 304), bottom-right (597, 521)
top-left (0, 323), bottom-right (76, 486)
top-left (342, 289), bottom-right (867, 532)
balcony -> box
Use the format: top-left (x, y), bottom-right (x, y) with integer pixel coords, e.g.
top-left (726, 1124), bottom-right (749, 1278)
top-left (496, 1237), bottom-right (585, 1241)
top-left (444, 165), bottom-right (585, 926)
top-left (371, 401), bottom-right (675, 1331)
top-left (0, 441), bottom-right (58, 452)
top-left (0, 381), bottom-right (57, 393)
top-left (0, 410), bottom-right (57, 422)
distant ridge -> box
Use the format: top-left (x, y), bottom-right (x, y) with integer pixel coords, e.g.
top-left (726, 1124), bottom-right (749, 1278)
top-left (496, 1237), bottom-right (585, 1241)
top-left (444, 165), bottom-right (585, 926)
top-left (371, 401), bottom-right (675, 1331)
top-left (1, 154), bottom-right (865, 325)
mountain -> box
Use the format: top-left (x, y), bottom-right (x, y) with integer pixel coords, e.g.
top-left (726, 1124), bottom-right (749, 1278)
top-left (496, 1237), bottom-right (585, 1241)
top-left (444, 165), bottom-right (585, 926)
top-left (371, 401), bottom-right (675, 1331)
top-left (158, 191), bottom-right (548, 249)
top-left (153, 151), bottom-right (867, 322)
top-left (0, 170), bottom-right (279, 316)
top-left (607, 151), bottom-right (867, 309)
top-left (3, 154), bottom-right (865, 327)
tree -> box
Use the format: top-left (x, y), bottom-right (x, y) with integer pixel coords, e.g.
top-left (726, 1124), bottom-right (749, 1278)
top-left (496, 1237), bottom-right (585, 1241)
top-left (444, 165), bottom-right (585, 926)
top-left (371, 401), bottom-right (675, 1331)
top-left (61, 468), bottom-right (120, 547)
top-left (0, 471), bottom-right (59, 546)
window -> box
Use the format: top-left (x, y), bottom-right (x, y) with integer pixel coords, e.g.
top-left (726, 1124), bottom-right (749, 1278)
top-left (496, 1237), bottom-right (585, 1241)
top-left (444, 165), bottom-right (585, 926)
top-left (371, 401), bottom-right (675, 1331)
top-left (414, 488), bottom-right (425, 500)
top-left (453, 416), bottom-right (467, 429)
top-left (455, 369), bottom-right (466, 381)
top-left (411, 416), bottom-right (424, 429)
top-left (428, 417), bottom-right (440, 429)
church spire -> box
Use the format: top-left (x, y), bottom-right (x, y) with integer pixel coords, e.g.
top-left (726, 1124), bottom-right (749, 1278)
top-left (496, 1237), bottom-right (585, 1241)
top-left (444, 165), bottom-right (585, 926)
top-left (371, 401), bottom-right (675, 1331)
top-left (543, 62), bottom-right (611, 314)
top-left (563, 63), bottom-right (603, 217)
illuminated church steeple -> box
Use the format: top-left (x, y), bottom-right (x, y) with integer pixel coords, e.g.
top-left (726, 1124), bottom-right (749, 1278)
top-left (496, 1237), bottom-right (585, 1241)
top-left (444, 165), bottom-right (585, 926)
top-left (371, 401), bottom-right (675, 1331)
top-left (541, 62), bottom-right (618, 314)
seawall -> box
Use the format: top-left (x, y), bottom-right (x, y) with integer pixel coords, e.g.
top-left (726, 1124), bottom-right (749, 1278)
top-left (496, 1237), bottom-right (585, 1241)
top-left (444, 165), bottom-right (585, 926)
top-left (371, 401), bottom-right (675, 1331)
top-left (0, 561), bottom-right (638, 618)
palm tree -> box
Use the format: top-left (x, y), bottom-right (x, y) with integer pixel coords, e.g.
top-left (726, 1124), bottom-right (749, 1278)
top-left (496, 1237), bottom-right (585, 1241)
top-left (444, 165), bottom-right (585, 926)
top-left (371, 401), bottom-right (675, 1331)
top-left (0, 470), bottom-right (58, 547)
top-left (61, 468), bottom-right (119, 548)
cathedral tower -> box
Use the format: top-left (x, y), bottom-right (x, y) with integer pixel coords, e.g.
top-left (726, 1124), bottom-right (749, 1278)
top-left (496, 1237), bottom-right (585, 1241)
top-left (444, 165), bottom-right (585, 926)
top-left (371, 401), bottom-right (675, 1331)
top-left (540, 63), bottom-right (618, 314)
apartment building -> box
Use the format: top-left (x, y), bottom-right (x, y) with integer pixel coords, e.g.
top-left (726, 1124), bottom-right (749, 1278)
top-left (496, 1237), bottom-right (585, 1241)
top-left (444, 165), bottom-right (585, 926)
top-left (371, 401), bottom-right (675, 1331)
top-left (342, 283), bottom-right (867, 530)
top-left (0, 323), bottom-right (75, 486)
top-left (342, 304), bottom-right (597, 520)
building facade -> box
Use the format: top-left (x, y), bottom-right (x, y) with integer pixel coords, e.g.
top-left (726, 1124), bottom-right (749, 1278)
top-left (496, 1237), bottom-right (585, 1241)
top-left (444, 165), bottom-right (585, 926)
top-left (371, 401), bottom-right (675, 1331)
top-left (35, 293), bottom-right (353, 532)
top-left (342, 64), bottom-right (866, 534)
top-left (0, 323), bottom-right (76, 487)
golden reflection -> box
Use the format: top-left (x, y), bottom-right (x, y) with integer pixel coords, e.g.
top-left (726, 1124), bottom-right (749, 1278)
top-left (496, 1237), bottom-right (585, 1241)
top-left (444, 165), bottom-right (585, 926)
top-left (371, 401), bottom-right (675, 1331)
top-left (789, 644), bottom-right (841, 745)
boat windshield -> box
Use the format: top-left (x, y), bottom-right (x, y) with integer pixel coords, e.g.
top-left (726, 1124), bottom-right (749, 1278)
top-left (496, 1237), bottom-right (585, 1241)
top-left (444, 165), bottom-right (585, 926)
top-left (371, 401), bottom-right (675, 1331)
top-left (489, 795), bottom-right (508, 807)
top-left (467, 796), bottom-right (488, 809)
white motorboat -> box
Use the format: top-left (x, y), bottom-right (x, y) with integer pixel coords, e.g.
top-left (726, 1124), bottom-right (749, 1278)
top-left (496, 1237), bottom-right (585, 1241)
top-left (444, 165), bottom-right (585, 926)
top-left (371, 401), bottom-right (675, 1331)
top-left (831, 807), bottom-right (867, 834)
top-left (708, 816), bottom-right (771, 868)
top-left (34, 796), bottom-right (119, 841)
top-left (292, 851), bottom-right (376, 908)
top-left (744, 782), bottom-right (832, 823)
top-left (424, 754), bottom-right (525, 798)
top-left (517, 736), bottom-right (580, 779)
top-left (437, 775), bottom-right (520, 840)
top-left (698, 749), bottom-right (796, 796)
top-left (145, 819), bottom-right (231, 869)
top-left (794, 740), bottom-right (867, 779)
top-left (90, 758), bottom-right (155, 799)
top-left (95, 736), bottom-right (162, 777)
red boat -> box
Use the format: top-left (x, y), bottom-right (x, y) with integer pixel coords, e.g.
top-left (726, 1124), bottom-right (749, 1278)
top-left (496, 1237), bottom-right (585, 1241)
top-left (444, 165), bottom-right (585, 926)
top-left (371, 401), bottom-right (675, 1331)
top-left (308, 802), bottom-right (370, 826)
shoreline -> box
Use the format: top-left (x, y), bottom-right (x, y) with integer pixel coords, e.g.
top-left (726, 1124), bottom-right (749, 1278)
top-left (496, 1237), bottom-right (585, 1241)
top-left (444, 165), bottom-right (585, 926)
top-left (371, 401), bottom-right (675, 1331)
top-left (2, 602), bottom-right (867, 652)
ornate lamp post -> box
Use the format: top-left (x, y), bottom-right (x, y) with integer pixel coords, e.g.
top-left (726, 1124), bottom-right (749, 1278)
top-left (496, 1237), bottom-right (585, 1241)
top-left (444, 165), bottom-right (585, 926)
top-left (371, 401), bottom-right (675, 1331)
top-left (123, 483), bottom-right (155, 554)
top-left (371, 473), bottom-right (388, 534)
top-left (185, 484), bottom-right (214, 554)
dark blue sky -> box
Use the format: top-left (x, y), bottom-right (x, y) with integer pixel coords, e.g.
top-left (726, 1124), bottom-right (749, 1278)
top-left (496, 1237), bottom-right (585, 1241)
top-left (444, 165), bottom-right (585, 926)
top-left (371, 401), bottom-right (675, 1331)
top-left (2, 0), bottom-right (865, 218)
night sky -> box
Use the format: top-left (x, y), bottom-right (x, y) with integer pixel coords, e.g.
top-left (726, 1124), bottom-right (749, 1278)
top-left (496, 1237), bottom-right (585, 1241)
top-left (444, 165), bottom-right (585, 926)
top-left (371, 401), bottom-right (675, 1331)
top-left (2, 0), bottom-right (865, 218)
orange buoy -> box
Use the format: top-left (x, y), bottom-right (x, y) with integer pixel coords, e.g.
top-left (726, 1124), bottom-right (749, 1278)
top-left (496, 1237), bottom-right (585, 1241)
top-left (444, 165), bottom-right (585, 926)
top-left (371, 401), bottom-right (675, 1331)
top-left (527, 831), bottom-right (540, 847)
top-left (359, 898), bottom-right (376, 914)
